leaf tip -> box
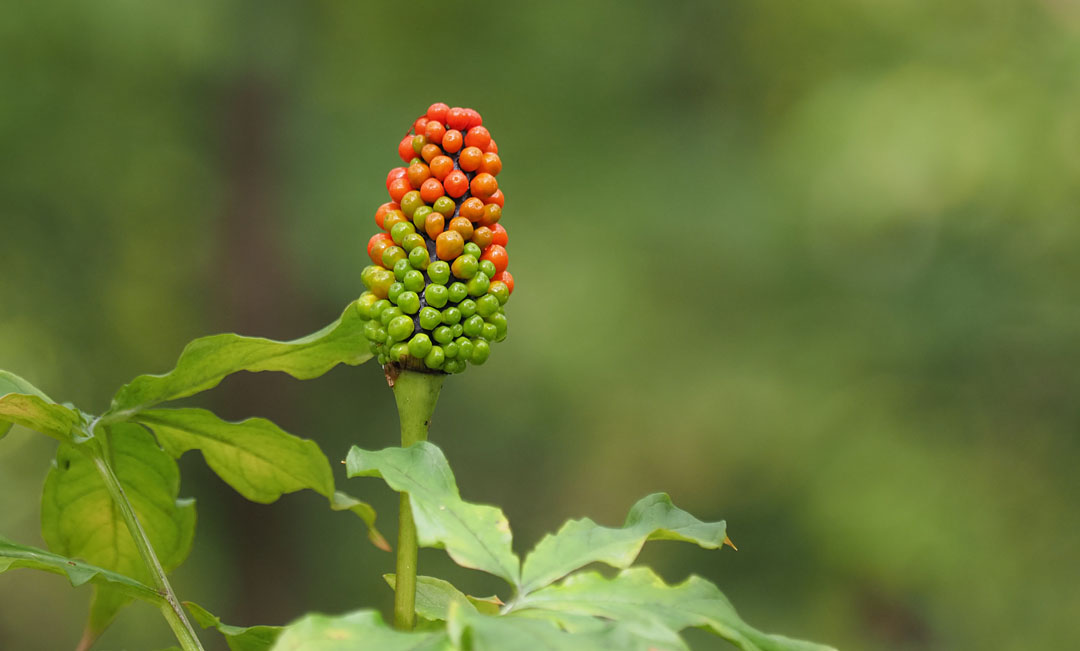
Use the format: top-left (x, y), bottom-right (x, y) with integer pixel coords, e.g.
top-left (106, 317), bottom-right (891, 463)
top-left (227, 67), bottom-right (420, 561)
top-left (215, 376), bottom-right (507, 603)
top-left (724, 535), bottom-right (738, 551)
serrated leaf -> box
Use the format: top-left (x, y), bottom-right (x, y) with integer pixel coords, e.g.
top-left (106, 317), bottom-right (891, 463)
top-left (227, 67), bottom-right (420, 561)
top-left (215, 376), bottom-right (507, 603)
top-left (107, 300), bottom-right (372, 417)
top-left (516, 567), bottom-right (836, 651)
top-left (133, 408), bottom-right (385, 549)
top-left (384, 574), bottom-right (502, 621)
top-left (41, 422), bottom-right (196, 633)
top-left (447, 604), bottom-right (658, 651)
top-left (185, 601), bottom-right (281, 651)
top-left (0, 370), bottom-right (83, 442)
top-left (520, 493), bottom-right (727, 594)
top-left (0, 535), bottom-right (162, 604)
top-left (346, 443), bottom-right (520, 585)
top-left (270, 609), bottom-right (448, 651)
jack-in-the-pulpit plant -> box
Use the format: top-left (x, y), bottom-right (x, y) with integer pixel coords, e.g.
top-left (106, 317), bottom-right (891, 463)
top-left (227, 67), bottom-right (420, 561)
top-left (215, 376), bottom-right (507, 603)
top-left (0, 103), bottom-right (835, 651)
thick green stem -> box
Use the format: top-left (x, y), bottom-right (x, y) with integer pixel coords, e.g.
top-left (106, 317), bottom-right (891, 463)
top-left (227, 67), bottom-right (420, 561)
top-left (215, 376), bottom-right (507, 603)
top-left (390, 367), bottom-right (445, 631)
top-left (91, 454), bottom-right (205, 651)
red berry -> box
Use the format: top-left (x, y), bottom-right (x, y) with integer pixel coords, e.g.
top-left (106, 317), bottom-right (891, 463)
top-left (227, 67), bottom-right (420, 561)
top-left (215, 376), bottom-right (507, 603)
top-left (386, 167), bottom-right (407, 190)
top-left (464, 108), bottom-right (482, 129)
top-left (374, 202), bottom-right (399, 229)
top-left (491, 223), bottom-right (508, 247)
top-left (398, 136), bottom-right (415, 163)
top-left (388, 177), bottom-right (411, 203)
top-left (446, 107), bottom-right (470, 130)
top-left (442, 129), bottom-right (463, 154)
top-left (481, 245), bottom-right (508, 275)
top-left (427, 102), bottom-right (450, 122)
top-left (424, 120), bottom-right (446, 144)
top-left (414, 117), bottom-right (429, 134)
top-left (420, 177), bottom-right (445, 203)
top-left (484, 139), bottom-right (498, 154)
top-left (368, 233), bottom-right (395, 266)
top-left (465, 126), bottom-right (491, 150)
top-left (486, 189), bottom-right (504, 207)
top-left (443, 170), bottom-right (468, 198)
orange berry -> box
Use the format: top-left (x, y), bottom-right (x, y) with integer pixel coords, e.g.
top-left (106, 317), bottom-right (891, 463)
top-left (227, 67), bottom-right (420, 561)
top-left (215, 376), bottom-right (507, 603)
top-left (389, 177), bottom-right (412, 203)
top-left (368, 233), bottom-right (394, 266)
top-left (420, 177), bottom-right (445, 203)
top-left (481, 244), bottom-right (508, 275)
top-left (470, 172), bottom-right (498, 200)
top-left (465, 126), bottom-right (491, 150)
top-left (449, 216), bottom-right (474, 240)
top-left (398, 136), bottom-right (415, 163)
top-left (421, 143), bottom-right (442, 163)
top-left (479, 153), bottom-right (502, 176)
top-left (386, 167), bottom-right (407, 189)
top-left (429, 155), bottom-right (454, 181)
top-left (383, 211), bottom-right (408, 231)
top-left (425, 212), bottom-right (445, 239)
top-left (407, 161), bottom-right (431, 189)
top-left (490, 223), bottom-right (508, 247)
top-left (471, 226), bottom-right (493, 250)
top-left (493, 270), bottom-right (513, 294)
top-left (479, 202), bottom-right (502, 227)
top-left (368, 232), bottom-right (393, 258)
top-left (486, 189), bottom-right (504, 207)
top-left (374, 202), bottom-right (399, 229)
top-left (414, 117), bottom-right (429, 134)
top-left (424, 120), bottom-right (446, 144)
top-left (484, 138), bottom-right (498, 154)
top-left (459, 197), bottom-right (485, 222)
top-left (436, 230), bottom-right (464, 260)
top-left (446, 107), bottom-right (469, 130)
top-left (427, 102), bottom-right (449, 122)
top-left (459, 146), bottom-right (483, 172)
top-left (443, 170), bottom-right (468, 198)
top-left (441, 129), bottom-right (463, 153)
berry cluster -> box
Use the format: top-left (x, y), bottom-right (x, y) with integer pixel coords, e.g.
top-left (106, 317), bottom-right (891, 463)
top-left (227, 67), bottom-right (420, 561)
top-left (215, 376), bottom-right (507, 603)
top-left (358, 103), bottom-right (513, 374)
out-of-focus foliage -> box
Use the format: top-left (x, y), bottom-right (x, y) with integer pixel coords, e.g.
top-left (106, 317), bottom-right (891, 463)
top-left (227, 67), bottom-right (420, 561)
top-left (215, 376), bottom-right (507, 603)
top-left (1, 1), bottom-right (1077, 649)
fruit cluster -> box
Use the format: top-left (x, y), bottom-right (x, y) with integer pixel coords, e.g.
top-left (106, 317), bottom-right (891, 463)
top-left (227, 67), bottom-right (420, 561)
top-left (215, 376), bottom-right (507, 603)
top-left (358, 103), bottom-right (513, 374)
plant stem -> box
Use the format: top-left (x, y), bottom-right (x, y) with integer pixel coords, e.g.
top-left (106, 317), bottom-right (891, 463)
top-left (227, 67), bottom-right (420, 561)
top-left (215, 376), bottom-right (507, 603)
top-left (389, 367), bottom-right (445, 631)
top-left (91, 454), bottom-right (205, 651)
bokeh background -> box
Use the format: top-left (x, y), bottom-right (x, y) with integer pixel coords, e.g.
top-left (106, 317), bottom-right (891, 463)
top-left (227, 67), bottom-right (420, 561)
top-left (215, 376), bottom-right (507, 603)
top-left (2, 1), bottom-right (1078, 649)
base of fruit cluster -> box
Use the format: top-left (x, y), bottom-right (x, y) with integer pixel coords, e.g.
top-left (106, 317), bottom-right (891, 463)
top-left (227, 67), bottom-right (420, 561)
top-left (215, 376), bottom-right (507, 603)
top-left (383, 360), bottom-right (445, 387)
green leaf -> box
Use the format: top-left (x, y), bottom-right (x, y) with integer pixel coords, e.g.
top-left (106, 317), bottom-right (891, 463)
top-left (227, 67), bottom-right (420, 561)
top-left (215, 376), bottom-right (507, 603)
top-left (447, 603), bottom-right (658, 651)
top-left (520, 493), bottom-right (728, 594)
top-left (185, 601), bottom-right (282, 651)
top-left (383, 574), bottom-right (503, 621)
top-left (0, 370), bottom-right (83, 442)
top-left (0, 535), bottom-right (162, 604)
top-left (516, 567), bottom-right (836, 651)
top-left (346, 442), bottom-right (520, 585)
top-left (41, 422), bottom-right (196, 632)
top-left (107, 300), bottom-right (372, 417)
top-left (270, 610), bottom-right (448, 651)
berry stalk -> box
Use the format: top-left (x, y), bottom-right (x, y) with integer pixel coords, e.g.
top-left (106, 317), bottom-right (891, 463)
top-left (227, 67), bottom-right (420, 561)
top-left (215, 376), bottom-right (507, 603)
top-left (388, 367), bottom-right (445, 630)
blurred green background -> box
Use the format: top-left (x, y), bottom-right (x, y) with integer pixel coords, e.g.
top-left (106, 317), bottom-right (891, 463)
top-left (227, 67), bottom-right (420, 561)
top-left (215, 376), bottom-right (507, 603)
top-left (2, 1), bottom-right (1078, 649)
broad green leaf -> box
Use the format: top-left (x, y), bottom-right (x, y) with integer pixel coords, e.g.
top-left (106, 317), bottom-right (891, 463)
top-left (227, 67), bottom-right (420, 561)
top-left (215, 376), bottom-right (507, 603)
top-left (510, 609), bottom-right (689, 650)
top-left (270, 610), bottom-right (448, 651)
top-left (0, 535), bottom-right (162, 605)
top-left (447, 603), bottom-right (657, 651)
top-left (133, 408), bottom-right (386, 549)
top-left (0, 370), bottom-right (83, 442)
top-left (42, 423), bottom-right (196, 633)
top-left (520, 492), bottom-right (728, 594)
top-left (108, 300), bottom-right (372, 417)
top-left (384, 574), bottom-right (503, 621)
top-left (185, 601), bottom-right (281, 651)
top-left (346, 443), bottom-right (520, 585)
top-left (516, 567), bottom-right (837, 651)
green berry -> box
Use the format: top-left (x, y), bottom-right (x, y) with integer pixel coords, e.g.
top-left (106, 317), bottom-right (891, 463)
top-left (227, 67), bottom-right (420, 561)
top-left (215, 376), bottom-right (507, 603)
top-left (402, 232), bottom-right (426, 253)
top-left (412, 205), bottom-right (433, 230)
top-left (467, 272), bottom-right (490, 296)
top-left (424, 345), bottom-right (445, 369)
top-left (370, 299), bottom-right (391, 319)
top-left (408, 333), bottom-right (433, 359)
top-left (488, 312), bottom-right (508, 338)
top-left (397, 291), bottom-right (421, 314)
top-left (382, 246), bottom-right (406, 269)
top-left (476, 294), bottom-right (499, 317)
top-left (363, 320), bottom-right (386, 343)
top-left (390, 342), bottom-right (410, 362)
top-left (455, 337), bottom-right (473, 360)
top-left (445, 359), bottom-right (465, 374)
top-left (369, 341), bottom-right (381, 354)
top-left (393, 258), bottom-right (412, 281)
top-left (391, 220), bottom-right (415, 245)
top-left (444, 341), bottom-right (459, 358)
top-left (361, 265), bottom-right (380, 289)
top-left (448, 282), bottom-right (468, 302)
top-left (481, 323), bottom-right (498, 341)
top-left (433, 325), bottom-right (453, 345)
top-left (479, 259), bottom-right (497, 278)
top-left (388, 315), bottom-right (415, 342)
top-left (387, 282), bottom-right (405, 303)
top-left (452, 254), bottom-right (479, 279)
top-left (471, 340), bottom-right (491, 364)
top-left (425, 283), bottom-right (449, 308)
top-left (411, 134), bottom-right (427, 154)
top-left (433, 196), bottom-right (455, 217)
top-left (401, 190), bottom-right (424, 217)
top-left (450, 323), bottom-right (464, 338)
top-left (419, 307), bottom-right (442, 330)
top-left (463, 242), bottom-right (482, 259)
top-left (380, 306), bottom-right (403, 326)
top-left (488, 281), bottom-right (509, 305)
top-left (377, 353), bottom-right (388, 365)
top-left (408, 246), bottom-right (430, 270)
top-left (428, 261), bottom-right (451, 285)
top-left (459, 299), bottom-right (477, 317)
top-left (403, 269), bottom-right (425, 292)
top-left (441, 306), bottom-right (462, 325)
top-left (464, 315), bottom-right (484, 337)
top-left (356, 292), bottom-right (378, 319)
